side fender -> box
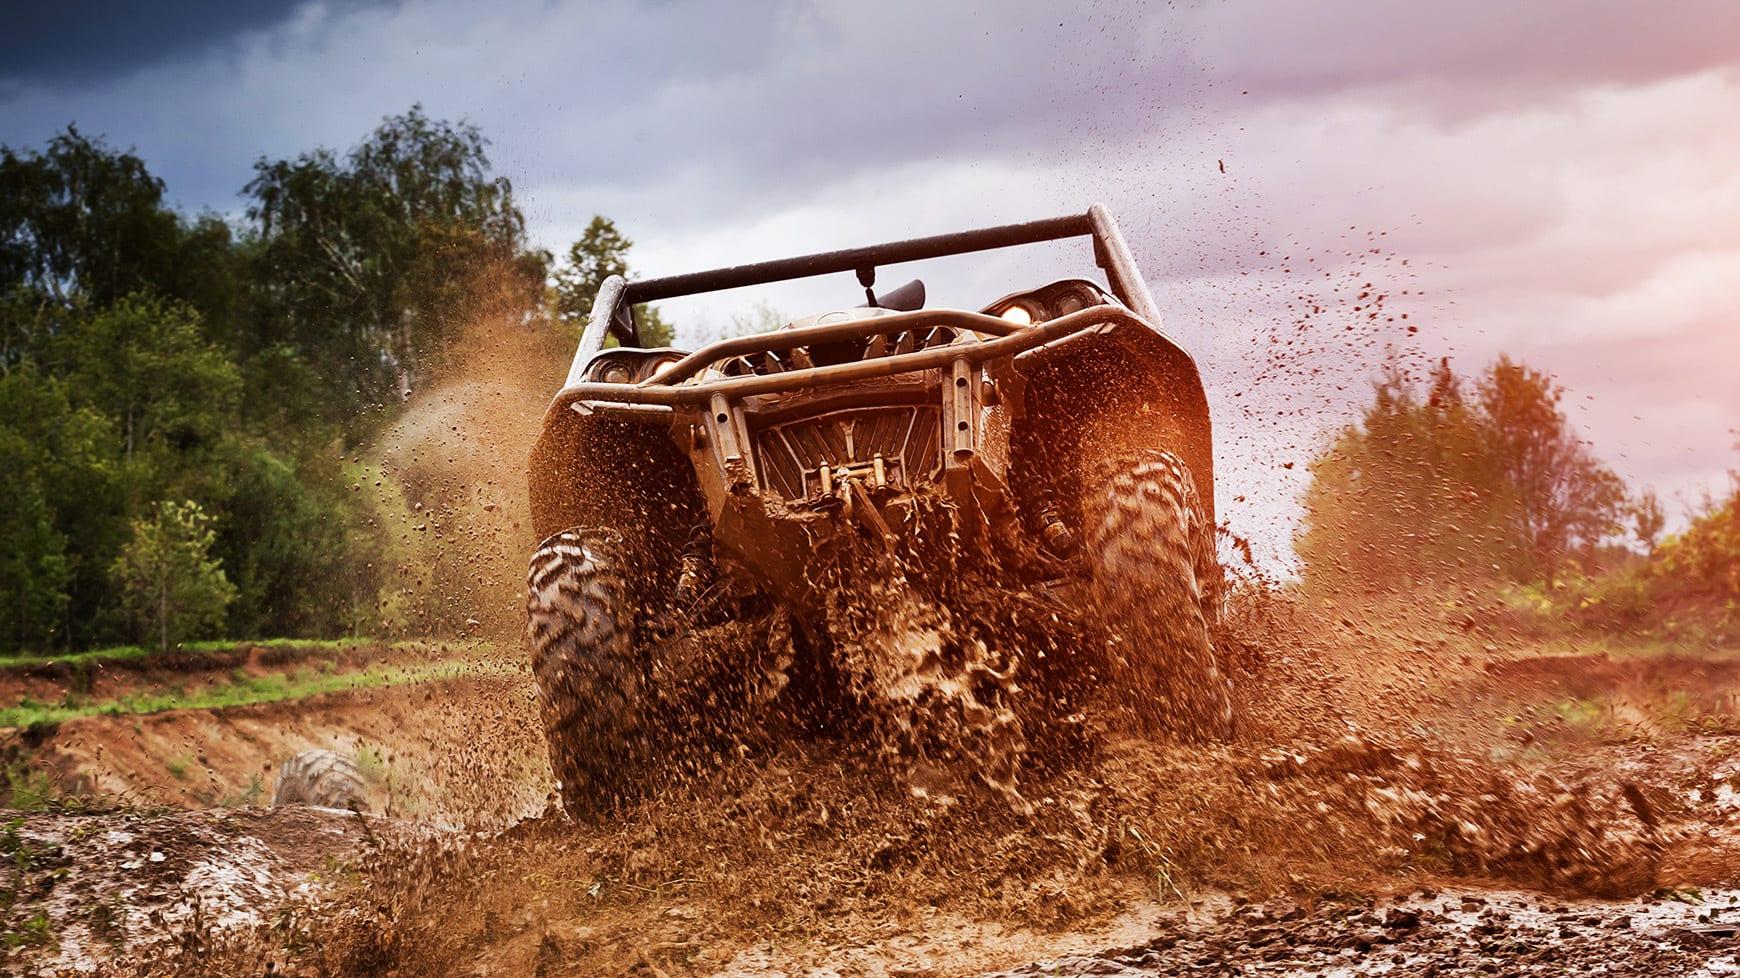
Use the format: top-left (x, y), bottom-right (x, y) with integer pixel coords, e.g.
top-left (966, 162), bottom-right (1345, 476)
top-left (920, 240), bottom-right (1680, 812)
top-left (528, 407), bottom-right (705, 576)
top-left (1014, 321), bottom-right (1215, 528)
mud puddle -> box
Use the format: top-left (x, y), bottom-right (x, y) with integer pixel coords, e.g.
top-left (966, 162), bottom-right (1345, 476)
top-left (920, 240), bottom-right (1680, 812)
top-left (991, 886), bottom-right (1740, 977)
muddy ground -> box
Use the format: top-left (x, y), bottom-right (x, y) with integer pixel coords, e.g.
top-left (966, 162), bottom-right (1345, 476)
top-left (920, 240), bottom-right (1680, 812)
top-left (4, 604), bottom-right (1740, 976)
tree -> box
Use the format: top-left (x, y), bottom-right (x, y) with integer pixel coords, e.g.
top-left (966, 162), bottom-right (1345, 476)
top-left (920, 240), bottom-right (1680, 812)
top-left (0, 365), bottom-right (124, 650)
top-left (1632, 491), bottom-right (1666, 555)
top-left (245, 105), bottom-right (546, 419)
top-left (1298, 355), bottom-right (1628, 591)
top-left (58, 293), bottom-right (240, 466)
top-left (552, 215), bottom-right (674, 347)
top-left (110, 500), bottom-right (236, 652)
top-left (1476, 356), bottom-right (1626, 579)
top-left (0, 126), bottom-right (180, 308)
top-left (0, 128), bottom-right (248, 367)
top-left (0, 427), bottom-right (70, 651)
top-left (214, 444), bottom-right (380, 639)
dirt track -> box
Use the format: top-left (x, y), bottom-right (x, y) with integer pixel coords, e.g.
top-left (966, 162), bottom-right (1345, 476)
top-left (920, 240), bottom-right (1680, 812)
top-left (7, 616), bottom-right (1740, 975)
top-left (17, 671), bottom-right (548, 828)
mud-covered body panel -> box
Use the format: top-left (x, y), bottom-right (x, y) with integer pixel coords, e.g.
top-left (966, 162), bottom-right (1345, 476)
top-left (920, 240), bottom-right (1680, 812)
top-left (529, 304), bottom-right (1212, 612)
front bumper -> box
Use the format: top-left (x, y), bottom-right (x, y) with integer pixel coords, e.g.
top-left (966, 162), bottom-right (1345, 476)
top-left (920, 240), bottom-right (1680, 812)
top-left (542, 304), bottom-right (1135, 420)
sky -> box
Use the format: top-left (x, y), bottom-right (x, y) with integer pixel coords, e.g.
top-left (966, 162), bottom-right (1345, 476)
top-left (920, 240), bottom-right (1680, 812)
top-left (4, 0), bottom-right (1738, 562)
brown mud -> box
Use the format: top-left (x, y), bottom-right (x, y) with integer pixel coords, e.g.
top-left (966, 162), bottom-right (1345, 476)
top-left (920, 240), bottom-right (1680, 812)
top-left (7, 280), bottom-right (1736, 973)
top-left (1, 601), bottom-right (1724, 977)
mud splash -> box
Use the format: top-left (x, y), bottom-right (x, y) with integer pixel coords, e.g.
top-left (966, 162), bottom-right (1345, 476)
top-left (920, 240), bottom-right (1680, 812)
top-left (81, 597), bottom-right (1733, 977)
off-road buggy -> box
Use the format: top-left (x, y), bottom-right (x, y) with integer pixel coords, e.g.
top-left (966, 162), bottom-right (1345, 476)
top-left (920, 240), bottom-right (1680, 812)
top-left (527, 205), bottom-right (1230, 816)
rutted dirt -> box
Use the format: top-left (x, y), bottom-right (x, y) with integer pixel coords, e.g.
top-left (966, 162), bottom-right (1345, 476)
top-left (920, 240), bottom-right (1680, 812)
top-left (2, 606), bottom-right (1727, 976)
top-left (17, 673), bottom-right (548, 828)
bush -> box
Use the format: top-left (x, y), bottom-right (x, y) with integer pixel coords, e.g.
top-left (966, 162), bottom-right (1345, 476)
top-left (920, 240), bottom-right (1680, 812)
top-left (110, 500), bottom-right (236, 652)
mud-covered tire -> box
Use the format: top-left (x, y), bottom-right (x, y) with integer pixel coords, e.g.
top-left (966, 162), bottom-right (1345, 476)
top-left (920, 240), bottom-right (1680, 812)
top-left (1084, 450), bottom-right (1235, 740)
top-left (526, 527), bottom-right (648, 818)
top-left (272, 749), bottom-right (369, 811)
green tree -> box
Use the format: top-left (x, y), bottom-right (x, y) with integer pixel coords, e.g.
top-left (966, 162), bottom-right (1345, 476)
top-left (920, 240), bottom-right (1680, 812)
top-left (553, 215), bottom-right (674, 347)
top-left (245, 105), bottom-right (547, 419)
top-left (58, 293), bottom-right (240, 467)
top-left (214, 446), bottom-right (380, 639)
top-left (111, 500), bottom-right (236, 652)
top-left (0, 428), bottom-right (70, 651)
top-left (0, 126), bottom-right (181, 308)
top-left (0, 365), bottom-right (125, 650)
top-left (0, 128), bottom-right (248, 365)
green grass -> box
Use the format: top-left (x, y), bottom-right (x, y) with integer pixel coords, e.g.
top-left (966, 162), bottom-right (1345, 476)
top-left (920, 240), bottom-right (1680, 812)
top-left (0, 660), bottom-right (506, 729)
top-left (0, 637), bottom-right (377, 672)
top-left (353, 744), bottom-right (387, 785)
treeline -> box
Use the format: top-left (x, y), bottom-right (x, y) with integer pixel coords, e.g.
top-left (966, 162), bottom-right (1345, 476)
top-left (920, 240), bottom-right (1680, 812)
top-left (0, 108), bottom-right (658, 653)
top-left (1298, 355), bottom-right (1738, 632)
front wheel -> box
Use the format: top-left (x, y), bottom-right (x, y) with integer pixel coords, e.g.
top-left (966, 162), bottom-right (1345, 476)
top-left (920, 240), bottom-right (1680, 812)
top-left (526, 527), bottom-right (787, 818)
top-left (526, 528), bottom-right (646, 817)
top-left (1083, 450), bottom-right (1234, 740)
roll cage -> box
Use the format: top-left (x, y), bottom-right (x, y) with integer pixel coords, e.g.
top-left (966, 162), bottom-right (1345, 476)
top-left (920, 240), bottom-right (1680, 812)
top-left (563, 203), bottom-right (1166, 389)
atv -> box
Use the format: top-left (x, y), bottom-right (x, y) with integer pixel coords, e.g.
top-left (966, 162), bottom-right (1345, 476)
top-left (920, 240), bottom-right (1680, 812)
top-left (526, 205), bottom-right (1230, 817)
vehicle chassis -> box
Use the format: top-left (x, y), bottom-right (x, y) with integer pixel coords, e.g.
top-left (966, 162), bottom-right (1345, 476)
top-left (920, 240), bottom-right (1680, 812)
top-left (529, 204), bottom-right (1215, 615)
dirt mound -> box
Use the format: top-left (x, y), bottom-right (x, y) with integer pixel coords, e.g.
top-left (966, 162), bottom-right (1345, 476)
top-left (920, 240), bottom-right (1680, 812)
top-left (28, 673), bottom-right (548, 828)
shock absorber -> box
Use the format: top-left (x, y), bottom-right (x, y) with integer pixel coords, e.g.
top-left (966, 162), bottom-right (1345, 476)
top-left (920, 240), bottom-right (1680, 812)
top-left (675, 523), bottom-right (714, 604)
top-left (1021, 483), bottom-right (1078, 557)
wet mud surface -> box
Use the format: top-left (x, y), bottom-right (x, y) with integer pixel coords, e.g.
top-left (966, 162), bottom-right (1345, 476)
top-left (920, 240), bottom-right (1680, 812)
top-left (988, 888), bottom-right (1740, 977)
top-left (10, 496), bottom-right (1709, 967)
top-left (6, 608), bottom-right (1740, 976)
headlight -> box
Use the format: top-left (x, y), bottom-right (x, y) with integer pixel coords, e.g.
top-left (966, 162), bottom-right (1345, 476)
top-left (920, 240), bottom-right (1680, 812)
top-left (644, 354), bottom-right (685, 382)
top-left (999, 303), bottom-right (1038, 325)
top-left (599, 363), bottom-right (633, 385)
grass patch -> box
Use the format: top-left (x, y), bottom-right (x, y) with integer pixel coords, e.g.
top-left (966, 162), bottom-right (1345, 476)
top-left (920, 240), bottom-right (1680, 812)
top-left (220, 774), bottom-right (265, 808)
top-left (3, 765), bottom-right (60, 812)
top-left (0, 637), bottom-right (377, 672)
top-left (0, 660), bottom-right (505, 728)
top-left (354, 744), bottom-right (387, 786)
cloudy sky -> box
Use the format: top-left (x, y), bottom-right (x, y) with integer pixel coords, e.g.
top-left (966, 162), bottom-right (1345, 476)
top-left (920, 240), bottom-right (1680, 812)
top-left (5, 0), bottom-right (1737, 560)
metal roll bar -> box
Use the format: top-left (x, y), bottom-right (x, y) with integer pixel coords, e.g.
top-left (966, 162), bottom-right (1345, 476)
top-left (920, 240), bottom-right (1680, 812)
top-left (564, 203), bottom-right (1159, 387)
top-left (551, 304), bottom-right (1131, 419)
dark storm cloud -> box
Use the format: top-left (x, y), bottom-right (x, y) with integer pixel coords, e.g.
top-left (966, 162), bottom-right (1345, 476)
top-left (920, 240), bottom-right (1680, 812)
top-left (0, 0), bottom-right (322, 92)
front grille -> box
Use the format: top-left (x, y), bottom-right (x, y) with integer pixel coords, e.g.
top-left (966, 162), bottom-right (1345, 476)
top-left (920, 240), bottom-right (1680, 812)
top-left (754, 406), bottom-right (942, 501)
top-left (720, 327), bottom-right (962, 377)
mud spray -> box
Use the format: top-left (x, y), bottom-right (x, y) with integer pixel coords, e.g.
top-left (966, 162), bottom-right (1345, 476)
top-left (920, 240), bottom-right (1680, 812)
top-left (34, 245), bottom-right (1740, 977)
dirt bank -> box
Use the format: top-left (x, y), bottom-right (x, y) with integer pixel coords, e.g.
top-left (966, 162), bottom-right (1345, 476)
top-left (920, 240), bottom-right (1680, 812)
top-left (8, 604), bottom-right (1740, 976)
top-left (20, 673), bottom-right (547, 828)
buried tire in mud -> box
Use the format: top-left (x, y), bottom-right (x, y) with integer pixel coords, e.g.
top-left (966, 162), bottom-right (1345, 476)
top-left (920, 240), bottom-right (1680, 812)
top-left (272, 749), bottom-right (369, 811)
top-left (1084, 449), bottom-right (1235, 740)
